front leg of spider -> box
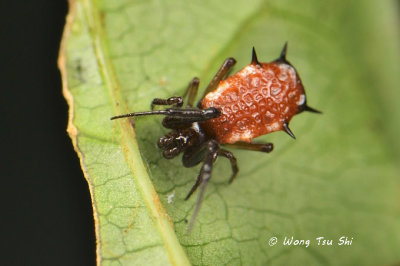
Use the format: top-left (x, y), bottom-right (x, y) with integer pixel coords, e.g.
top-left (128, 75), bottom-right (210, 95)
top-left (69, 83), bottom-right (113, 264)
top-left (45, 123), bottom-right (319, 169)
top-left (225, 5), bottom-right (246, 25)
top-left (151, 97), bottom-right (183, 110)
top-left (161, 107), bottom-right (221, 129)
top-left (150, 77), bottom-right (201, 110)
top-left (185, 140), bottom-right (220, 232)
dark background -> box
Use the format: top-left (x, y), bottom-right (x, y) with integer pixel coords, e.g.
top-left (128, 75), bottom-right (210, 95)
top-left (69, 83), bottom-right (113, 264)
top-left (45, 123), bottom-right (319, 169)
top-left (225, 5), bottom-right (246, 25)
top-left (0, 1), bottom-right (95, 265)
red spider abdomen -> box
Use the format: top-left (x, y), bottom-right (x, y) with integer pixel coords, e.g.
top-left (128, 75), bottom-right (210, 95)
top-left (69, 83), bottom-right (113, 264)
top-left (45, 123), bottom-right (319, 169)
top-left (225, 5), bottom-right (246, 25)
top-left (201, 62), bottom-right (306, 144)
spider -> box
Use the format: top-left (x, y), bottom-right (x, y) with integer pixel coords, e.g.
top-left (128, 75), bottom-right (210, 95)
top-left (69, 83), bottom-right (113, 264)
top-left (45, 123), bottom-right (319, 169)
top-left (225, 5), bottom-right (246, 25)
top-left (111, 43), bottom-right (320, 231)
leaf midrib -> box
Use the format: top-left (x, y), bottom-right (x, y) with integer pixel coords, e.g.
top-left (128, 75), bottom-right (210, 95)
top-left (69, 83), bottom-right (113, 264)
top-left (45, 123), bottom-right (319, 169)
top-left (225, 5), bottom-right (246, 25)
top-left (81, 0), bottom-right (190, 264)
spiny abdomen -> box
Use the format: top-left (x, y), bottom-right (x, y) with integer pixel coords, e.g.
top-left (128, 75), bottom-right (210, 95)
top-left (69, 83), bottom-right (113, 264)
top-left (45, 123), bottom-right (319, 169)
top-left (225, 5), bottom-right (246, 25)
top-left (201, 61), bottom-right (306, 144)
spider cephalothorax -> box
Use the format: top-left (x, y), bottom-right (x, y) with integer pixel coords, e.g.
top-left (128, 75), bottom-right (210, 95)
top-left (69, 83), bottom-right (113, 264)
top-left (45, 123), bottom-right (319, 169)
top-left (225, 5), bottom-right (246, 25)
top-left (111, 43), bottom-right (320, 231)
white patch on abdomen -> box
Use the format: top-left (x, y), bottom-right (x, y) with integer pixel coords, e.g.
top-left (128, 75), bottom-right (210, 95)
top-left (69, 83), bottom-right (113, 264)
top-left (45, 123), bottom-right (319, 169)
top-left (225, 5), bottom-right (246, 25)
top-left (226, 129), bottom-right (253, 143)
top-left (204, 80), bottom-right (230, 102)
top-left (297, 94), bottom-right (305, 105)
top-left (238, 65), bottom-right (257, 78)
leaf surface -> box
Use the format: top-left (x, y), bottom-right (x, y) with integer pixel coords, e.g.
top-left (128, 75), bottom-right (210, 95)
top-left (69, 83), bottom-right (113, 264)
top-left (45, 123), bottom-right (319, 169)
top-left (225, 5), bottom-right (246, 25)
top-left (59, 0), bottom-right (400, 265)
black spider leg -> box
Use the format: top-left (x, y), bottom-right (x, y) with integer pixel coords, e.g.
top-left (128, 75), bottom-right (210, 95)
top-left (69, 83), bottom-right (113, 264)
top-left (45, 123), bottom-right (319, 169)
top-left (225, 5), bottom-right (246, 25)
top-left (184, 145), bottom-right (240, 232)
top-left (185, 140), bottom-right (219, 233)
top-left (151, 97), bottom-right (183, 110)
top-left (161, 107), bottom-right (221, 129)
top-left (218, 149), bottom-right (238, 183)
top-left (110, 107), bottom-right (220, 121)
top-left (224, 142), bottom-right (274, 153)
top-left (151, 77), bottom-right (200, 110)
top-left (197, 57), bottom-right (237, 107)
top-left (181, 77), bottom-right (200, 107)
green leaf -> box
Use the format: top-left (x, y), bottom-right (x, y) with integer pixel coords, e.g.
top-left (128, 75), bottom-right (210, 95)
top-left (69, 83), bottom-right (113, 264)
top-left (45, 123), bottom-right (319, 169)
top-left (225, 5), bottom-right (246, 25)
top-left (59, 0), bottom-right (400, 265)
